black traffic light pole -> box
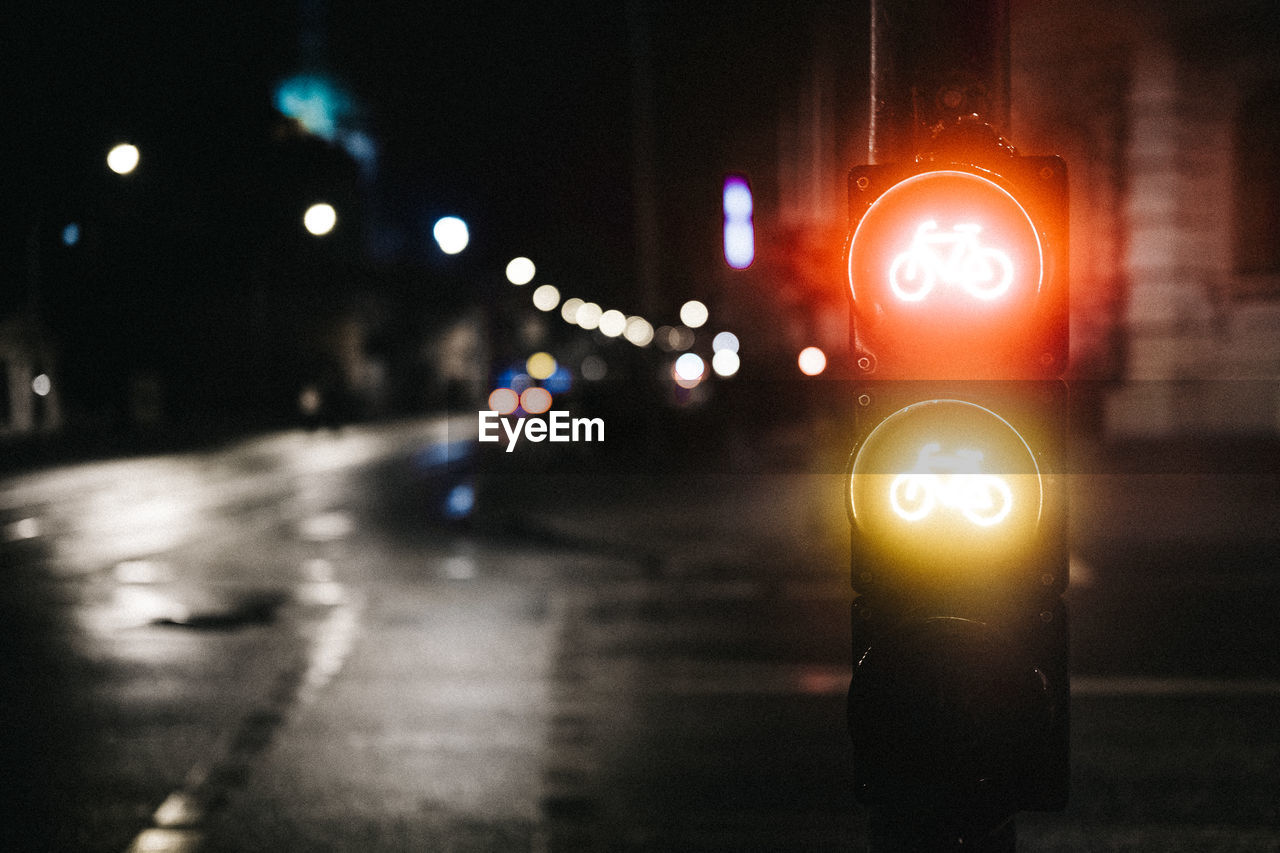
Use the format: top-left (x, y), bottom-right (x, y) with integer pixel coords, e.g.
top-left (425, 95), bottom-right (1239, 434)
top-left (869, 0), bottom-right (1011, 165)
top-left (861, 1), bottom-right (1020, 850)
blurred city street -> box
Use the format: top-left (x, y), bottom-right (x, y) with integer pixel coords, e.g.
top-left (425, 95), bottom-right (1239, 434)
top-left (6, 3), bottom-right (1280, 849)
top-left (1, 417), bottom-right (1277, 851)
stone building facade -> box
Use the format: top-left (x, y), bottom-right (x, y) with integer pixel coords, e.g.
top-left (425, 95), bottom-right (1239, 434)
top-left (1014, 0), bottom-right (1280, 436)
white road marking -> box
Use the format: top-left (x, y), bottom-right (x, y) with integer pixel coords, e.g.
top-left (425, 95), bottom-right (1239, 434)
top-left (121, 587), bottom-right (362, 853)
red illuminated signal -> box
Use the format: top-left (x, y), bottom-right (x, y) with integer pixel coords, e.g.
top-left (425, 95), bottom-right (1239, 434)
top-left (845, 161), bottom-right (1067, 379)
top-left (888, 221), bottom-right (1013, 302)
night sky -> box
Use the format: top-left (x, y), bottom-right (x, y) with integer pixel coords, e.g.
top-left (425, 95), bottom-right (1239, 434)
top-left (9, 2), bottom-right (859, 298)
top-left (5, 1), bottom-right (865, 427)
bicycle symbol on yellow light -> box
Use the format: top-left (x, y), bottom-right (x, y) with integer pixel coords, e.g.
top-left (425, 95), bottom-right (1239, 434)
top-left (889, 442), bottom-right (1013, 527)
top-left (888, 220), bottom-right (1014, 303)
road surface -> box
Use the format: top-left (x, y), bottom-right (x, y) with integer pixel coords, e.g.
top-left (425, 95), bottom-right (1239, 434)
top-left (1, 418), bottom-right (1277, 851)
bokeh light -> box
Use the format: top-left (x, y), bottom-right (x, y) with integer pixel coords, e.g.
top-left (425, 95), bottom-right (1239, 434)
top-left (444, 483), bottom-right (476, 519)
top-left (712, 331), bottom-right (740, 353)
top-left (274, 73), bottom-right (352, 141)
top-left (62, 223), bottom-right (81, 247)
top-left (520, 386), bottom-right (553, 414)
top-left (304, 203), bottom-right (337, 236)
top-left (598, 309), bottom-right (626, 338)
top-left (544, 366), bottom-right (572, 395)
top-left (432, 216), bottom-right (469, 254)
top-left (712, 350), bottom-right (740, 377)
top-left (107, 143), bottom-right (140, 175)
top-left (657, 326), bottom-right (695, 352)
top-left (798, 346), bottom-right (827, 376)
top-left (487, 388), bottom-right (519, 415)
top-left (506, 257), bottom-right (536, 285)
top-left (674, 352), bottom-right (705, 382)
top-left (723, 175), bottom-right (755, 269)
top-left (576, 302), bottom-right (602, 330)
top-left (560, 297), bottom-right (585, 325)
top-left (31, 374), bottom-right (52, 397)
top-left (724, 177), bottom-right (753, 219)
top-left (526, 352), bottom-right (557, 381)
top-left (624, 316), bottom-right (654, 347)
top-left (533, 284), bottom-right (561, 312)
top-left (679, 300), bottom-right (709, 328)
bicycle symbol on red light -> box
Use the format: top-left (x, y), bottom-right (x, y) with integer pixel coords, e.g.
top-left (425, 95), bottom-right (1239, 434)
top-left (888, 220), bottom-right (1014, 303)
top-left (889, 442), bottom-right (1013, 527)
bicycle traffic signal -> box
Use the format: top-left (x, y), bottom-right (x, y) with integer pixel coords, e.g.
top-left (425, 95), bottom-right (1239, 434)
top-left (844, 128), bottom-right (1070, 817)
top-left (845, 152), bottom-right (1067, 380)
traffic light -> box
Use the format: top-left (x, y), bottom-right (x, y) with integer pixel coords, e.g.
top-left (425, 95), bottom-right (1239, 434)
top-left (845, 151), bottom-right (1067, 380)
top-left (844, 128), bottom-right (1069, 819)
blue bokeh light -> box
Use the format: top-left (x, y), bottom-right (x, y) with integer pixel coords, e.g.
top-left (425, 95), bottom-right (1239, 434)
top-left (444, 483), bottom-right (476, 519)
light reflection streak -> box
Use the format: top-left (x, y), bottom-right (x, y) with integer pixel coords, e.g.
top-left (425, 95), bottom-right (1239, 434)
top-left (3, 517), bottom-right (41, 541)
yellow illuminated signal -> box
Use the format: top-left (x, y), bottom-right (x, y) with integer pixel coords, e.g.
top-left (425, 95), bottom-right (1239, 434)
top-left (848, 398), bottom-right (1045, 576)
top-left (888, 443), bottom-right (1013, 527)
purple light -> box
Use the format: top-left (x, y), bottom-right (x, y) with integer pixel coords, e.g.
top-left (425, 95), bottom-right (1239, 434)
top-left (723, 174), bottom-right (754, 269)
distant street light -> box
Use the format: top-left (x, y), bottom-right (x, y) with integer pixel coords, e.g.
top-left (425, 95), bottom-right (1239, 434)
top-left (303, 202), bottom-right (337, 236)
top-left (505, 256), bottom-right (535, 285)
top-left (679, 299), bottom-right (709, 329)
top-left (712, 349), bottom-right (740, 378)
top-left (674, 352), bottom-right (706, 389)
top-left (623, 316), bottom-right (654, 347)
top-left (532, 284), bottom-right (561, 312)
top-left (598, 309), bottom-right (626, 338)
top-left (107, 143), bottom-right (140, 175)
top-left (433, 216), bottom-right (469, 254)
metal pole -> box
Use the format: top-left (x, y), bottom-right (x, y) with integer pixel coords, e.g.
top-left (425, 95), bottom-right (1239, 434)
top-left (863, 2), bottom-right (1017, 850)
top-left (868, 0), bottom-right (1010, 164)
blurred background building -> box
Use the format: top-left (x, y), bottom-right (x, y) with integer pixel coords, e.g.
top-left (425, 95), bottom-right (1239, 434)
top-left (1013, 0), bottom-right (1280, 436)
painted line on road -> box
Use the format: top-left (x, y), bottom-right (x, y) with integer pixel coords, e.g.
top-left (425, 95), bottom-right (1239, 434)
top-left (122, 587), bottom-right (363, 853)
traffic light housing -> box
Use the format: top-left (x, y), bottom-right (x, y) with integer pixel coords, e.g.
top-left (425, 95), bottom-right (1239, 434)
top-left (845, 151), bottom-right (1067, 381)
top-left (844, 131), bottom-right (1070, 816)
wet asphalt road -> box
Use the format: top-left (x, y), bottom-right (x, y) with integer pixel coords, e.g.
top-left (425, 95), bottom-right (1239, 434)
top-left (1, 418), bottom-right (1278, 851)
